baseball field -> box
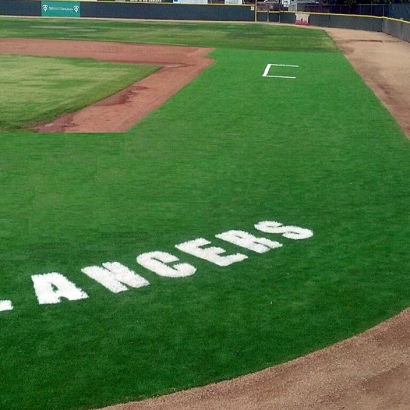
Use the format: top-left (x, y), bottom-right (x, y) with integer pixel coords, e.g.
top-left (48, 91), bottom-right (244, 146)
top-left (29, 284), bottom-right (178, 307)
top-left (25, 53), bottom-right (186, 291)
top-left (0, 17), bottom-right (409, 410)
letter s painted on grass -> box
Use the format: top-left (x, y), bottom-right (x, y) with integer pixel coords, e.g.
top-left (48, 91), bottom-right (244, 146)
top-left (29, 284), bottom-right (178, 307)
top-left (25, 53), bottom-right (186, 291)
top-left (254, 221), bottom-right (313, 240)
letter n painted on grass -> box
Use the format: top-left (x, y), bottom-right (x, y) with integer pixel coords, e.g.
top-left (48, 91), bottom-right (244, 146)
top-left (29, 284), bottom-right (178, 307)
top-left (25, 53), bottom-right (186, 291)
top-left (82, 262), bottom-right (149, 293)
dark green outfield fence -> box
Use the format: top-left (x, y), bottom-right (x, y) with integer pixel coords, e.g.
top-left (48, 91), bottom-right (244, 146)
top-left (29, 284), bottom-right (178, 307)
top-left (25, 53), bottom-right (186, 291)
top-left (0, 0), bottom-right (254, 21)
top-left (309, 13), bottom-right (383, 31)
top-left (84, 1), bottom-right (254, 21)
top-left (0, 0), bottom-right (409, 42)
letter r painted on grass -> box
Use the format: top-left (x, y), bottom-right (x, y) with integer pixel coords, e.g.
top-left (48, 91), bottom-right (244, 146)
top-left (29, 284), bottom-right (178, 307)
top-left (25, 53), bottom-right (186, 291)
top-left (216, 230), bottom-right (282, 253)
top-left (176, 238), bottom-right (247, 267)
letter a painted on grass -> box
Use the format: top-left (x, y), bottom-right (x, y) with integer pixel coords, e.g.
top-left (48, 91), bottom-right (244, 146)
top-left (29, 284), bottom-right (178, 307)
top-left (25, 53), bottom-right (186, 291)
top-left (82, 262), bottom-right (149, 293)
top-left (32, 273), bottom-right (89, 305)
top-left (0, 300), bottom-right (13, 312)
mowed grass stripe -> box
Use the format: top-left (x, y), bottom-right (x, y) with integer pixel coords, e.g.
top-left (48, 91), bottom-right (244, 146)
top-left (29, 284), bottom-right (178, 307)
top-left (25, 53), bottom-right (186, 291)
top-left (0, 17), bottom-right (338, 52)
top-left (0, 55), bottom-right (159, 131)
top-left (0, 20), bottom-right (409, 410)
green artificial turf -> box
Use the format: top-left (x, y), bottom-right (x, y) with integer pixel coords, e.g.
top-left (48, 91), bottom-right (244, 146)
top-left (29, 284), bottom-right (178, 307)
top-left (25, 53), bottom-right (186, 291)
top-left (0, 17), bottom-right (409, 410)
top-left (0, 55), bottom-right (159, 131)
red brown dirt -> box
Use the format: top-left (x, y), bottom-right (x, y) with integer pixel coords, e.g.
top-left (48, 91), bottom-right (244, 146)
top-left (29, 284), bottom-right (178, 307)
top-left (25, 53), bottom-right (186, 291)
top-left (0, 38), bottom-right (213, 132)
top-left (325, 28), bottom-right (410, 139)
top-left (1, 29), bottom-right (409, 410)
top-left (99, 308), bottom-right (410, 410)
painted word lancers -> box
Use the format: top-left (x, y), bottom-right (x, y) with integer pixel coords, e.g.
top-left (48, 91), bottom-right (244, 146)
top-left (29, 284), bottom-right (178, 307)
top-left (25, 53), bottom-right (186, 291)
top-left (0, 220), bottom-right (313, 312)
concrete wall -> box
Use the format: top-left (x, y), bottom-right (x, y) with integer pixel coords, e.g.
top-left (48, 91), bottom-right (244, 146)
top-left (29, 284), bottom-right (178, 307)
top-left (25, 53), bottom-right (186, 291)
top-left (383, 17), bottom-right (410, 43)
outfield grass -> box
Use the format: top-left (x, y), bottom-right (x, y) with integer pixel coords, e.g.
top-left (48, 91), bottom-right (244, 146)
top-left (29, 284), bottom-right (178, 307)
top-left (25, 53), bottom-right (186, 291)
top-left (0, 17), bottom-right (337, 51)
top-left (0, 18), bottom-right (409, 410)
top-left (0, 55), bottom-right (159, 131)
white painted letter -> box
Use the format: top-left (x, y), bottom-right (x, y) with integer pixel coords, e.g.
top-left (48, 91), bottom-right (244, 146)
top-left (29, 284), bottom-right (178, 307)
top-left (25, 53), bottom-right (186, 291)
top-left (32, 273), bottom-right (88, 305)
top-left (137, 251), bottom-right (196, 278)
top-left (81, 262), bottom-right (149, 293)
top-left (0, 300), bottom-right (13, 312)
top-left (255, 221), bottom-right (313, 240)
top-left (176, 238), bottom-right (247, 267)
top-left (216, 230), bottom-right (282, 253)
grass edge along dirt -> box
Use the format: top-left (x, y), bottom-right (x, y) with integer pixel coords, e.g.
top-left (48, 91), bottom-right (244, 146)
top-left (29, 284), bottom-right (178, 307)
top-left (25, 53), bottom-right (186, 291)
top-left (0, 54), bottom-right (160, 132)
top-left (0, 19), bottom-right (410, 410)
top-left (0, 17), bottom-right (337, 131)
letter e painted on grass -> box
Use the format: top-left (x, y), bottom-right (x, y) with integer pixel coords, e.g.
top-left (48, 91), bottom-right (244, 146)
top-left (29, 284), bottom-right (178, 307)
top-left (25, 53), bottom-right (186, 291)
top-left (0, 300), bottom-right (13, 312)
top-left (32, 273), bottom-right (88, 305)
top-left (255, 221), bottom-right (313, 240)
top-left (81, 262), bottom-right (149, 293)
top-left (176, 238), bottom-right (247, 267)
top-left (216, 230), bottom-right (282, 253)
top-left (137, 251), bottom-right (196, 278)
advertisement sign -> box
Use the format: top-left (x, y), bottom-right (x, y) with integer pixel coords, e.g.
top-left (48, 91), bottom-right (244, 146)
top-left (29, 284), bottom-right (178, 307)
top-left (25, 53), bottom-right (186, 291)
top-left (41, 2), bottom-right (81, 17)
top-left (295, 12), bottom-right (310, 25)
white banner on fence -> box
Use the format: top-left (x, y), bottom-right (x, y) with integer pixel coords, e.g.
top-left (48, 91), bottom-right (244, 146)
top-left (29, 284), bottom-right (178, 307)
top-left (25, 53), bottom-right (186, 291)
top-left (295, 12), bottom-right (310, 25)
